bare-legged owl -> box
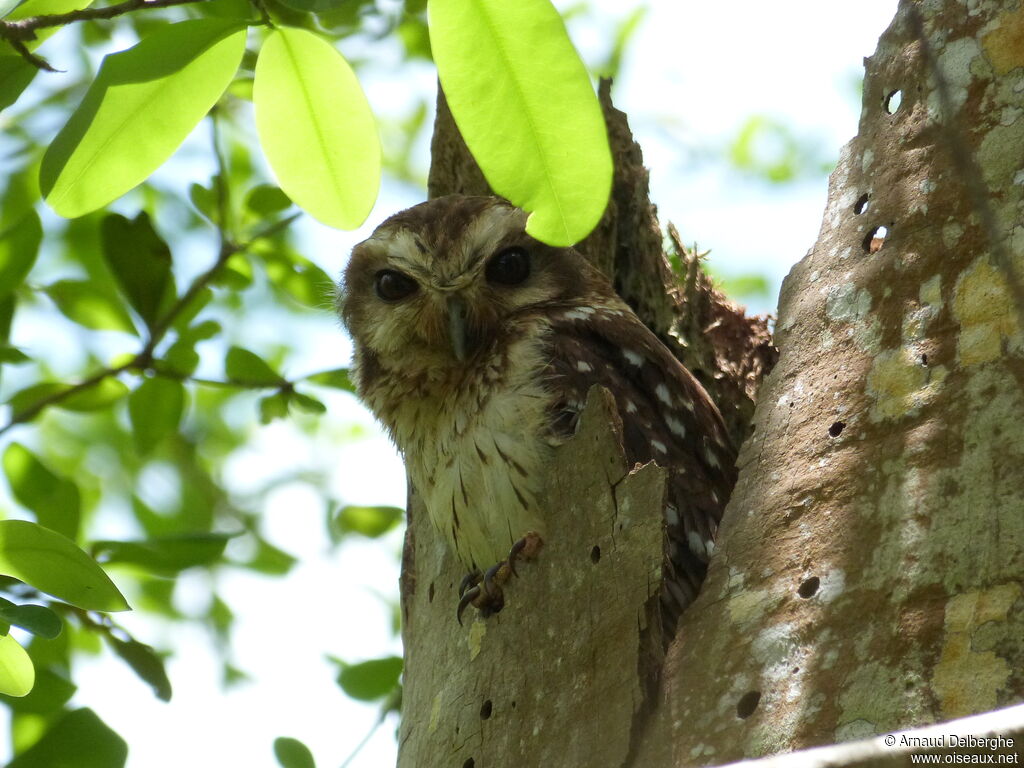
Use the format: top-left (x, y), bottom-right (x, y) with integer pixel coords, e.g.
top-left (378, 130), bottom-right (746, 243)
top-left (339, 195), bottom-right (736, 631)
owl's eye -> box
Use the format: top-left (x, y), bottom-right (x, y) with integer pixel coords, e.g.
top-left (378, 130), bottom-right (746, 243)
top-left (485, 247), bottom-right (530, 286)
top-left (374, 270), bottom-right (418, 302)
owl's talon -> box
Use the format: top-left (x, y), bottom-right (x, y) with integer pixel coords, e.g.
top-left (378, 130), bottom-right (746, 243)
top-left (482, 562), bottom-right (504, 595)
top-left (458, 569), bottom-right (482, 598)
top-left (457, 586), bottom-right (480, 626)
top-left (506, 530), bottom-right (543, 578)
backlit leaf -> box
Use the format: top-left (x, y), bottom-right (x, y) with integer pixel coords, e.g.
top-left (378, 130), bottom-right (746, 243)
top-left (128, 377), bottom-right (185, 453)
top-left (429, 0), bottom-right (612, 246)
top-left (44, 279), bottom-right (137, 334)
top-left (305, 368), bottom-right (353, 391)
top-left (254, 27), bottom-right (380, 229)
top-left (6, 708), bottom-right (127, 768)
top-left (0, 520), bottom-right (129, 612)
top-left (335, 656), bottom-right (402, 701)
top-left (41, 19), bottom-right (247, 218)
top-left (335, 505), bottom-right (403, 538)
top-left (0, 210), bottom-right (42, 303)
top-left (226, 346), bottom-right (283, 385)
top-left (3, 443), bottom-right (81, 539)
top-left (0, 633), bottom-right (33, 697)
top-left (60, 377), bottom-right (129, 412)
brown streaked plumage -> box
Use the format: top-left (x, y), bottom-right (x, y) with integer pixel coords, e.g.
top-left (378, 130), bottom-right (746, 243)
top-left (338, 195), bottom-right (736, 631)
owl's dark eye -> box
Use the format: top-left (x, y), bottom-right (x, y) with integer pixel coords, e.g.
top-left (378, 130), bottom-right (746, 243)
top-left (374, 269), bottom-right (418, 302)
top-left (485, 247), bottom-right (530, 286)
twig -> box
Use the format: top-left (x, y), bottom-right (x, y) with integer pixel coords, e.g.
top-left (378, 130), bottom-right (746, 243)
top-left (0, 0), bottom-right (208, 40)
top-left (4, 37), bottom-right (58, 71)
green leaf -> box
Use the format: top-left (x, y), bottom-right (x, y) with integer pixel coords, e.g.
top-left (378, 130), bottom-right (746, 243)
top-left (305, 367), bottom-right (354, 391)
top-left (100, 212), bottom-right (175, 330)
top-left (3, 443), bottom-right (81, 540)
top-left (335, 505), bottom-right (403, 538)
top-left (189, 181), bottom-right (218, 222)
top-left (0, 601), bottom-right (62, 639)
top-left (253, 27), bottom-right (380, 229)
top-left (0, 633), bottom-right (34, 697)
top-left (335, 656), bottom-right (402, 701)
top-left (0, 520), bottom-right (130, 612)
top-left (108, 637), bottom-right (171, 701)
top-left (0, 667), bottom-right (76, 714)
top-left (2, 378), bottom-right (128, 424)
top-left (0, 210), bottom-right (42, 303)
top-left (6, 708), bottom-right (127, 768)
top-left (128, 377), bottom-right (185, 453)
top-left (226, 346), bottom-right (283, 385)
top-left (0, 346), bottom-right (30, 364)
top-left (291, 391), bottom-right (325, 415)
top-left (237, 536), bottom-right (296, 575)
top-left (40, 19), bottom-right (247, 218)
top-left (262, 250), bottom-right (332, 308)
top-left (44, 279), bottom-right (137, 334)
top-left (245, 184), bottom-right (292, 215)
top-left (428, 0), bottom-right (612, 246)
top-left (92, 533), bottom-right (231, 575)
top-left (259, 391), bottom-right (290, 423)
top-left (274, 737), bottom-right (316, 768)
top-left (0, 54), bottom-right (36, 111)
top-left (60, 377), bottom-right (129, 412)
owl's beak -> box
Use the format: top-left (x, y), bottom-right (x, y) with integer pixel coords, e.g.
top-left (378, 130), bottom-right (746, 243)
top-left (447, 296), bottom-right (468, 361)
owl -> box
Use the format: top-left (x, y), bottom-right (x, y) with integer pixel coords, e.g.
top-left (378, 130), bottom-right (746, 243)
top-left (339, 195), bottom-right (736, 633)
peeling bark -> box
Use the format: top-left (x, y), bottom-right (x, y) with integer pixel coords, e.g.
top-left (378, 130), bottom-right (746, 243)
top-left (402, 0), bottom-right (1024, 765)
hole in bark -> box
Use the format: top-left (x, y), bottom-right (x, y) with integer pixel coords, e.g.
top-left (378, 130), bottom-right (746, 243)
top-left (511, 700), bottom-right (517, 709)
top-left (463, 760), bottom-right (475, 768)
top-left (885, 89), bottom-right (903, 114)
top-left (854, 193), bottom-right (870, 215)
top-left (863, 225), bottom-right (887, 253)
top-left (590, 545), bottom-right (601, 563)
top-left (798, 576), bottom-right (821, 598)
top-left (921, 353), bottom-right (929, 366)
top-left (480, 699), bottom-right (492, 719)
top-left (428, 582), bottom-right (435, 603)
top-left (737, 690), bottom-right (761, 719)
top-left (828, 421), bottom-right (846, 437)
top-left (793, 666), bottom-right (801, 673)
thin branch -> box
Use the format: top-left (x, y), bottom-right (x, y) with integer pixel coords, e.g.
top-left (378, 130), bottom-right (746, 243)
top-left (0, 0), bottom-right (209, 40)
top-left (4, 37), bottom-right (58, 71)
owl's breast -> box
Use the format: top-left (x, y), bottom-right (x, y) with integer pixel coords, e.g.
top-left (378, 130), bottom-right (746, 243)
top-left (366, 331), bottom-right (554, 570)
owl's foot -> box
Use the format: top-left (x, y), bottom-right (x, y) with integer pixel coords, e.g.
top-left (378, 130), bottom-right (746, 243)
top-left (456, 531), bottom-right (543, 625)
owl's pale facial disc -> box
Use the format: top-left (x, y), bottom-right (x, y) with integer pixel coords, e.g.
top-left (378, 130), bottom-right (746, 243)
top-left (339, 196), bottom-right (588, 373)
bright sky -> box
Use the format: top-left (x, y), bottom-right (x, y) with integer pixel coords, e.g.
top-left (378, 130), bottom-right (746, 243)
top-left (2, 1), bottom-right (898, 766)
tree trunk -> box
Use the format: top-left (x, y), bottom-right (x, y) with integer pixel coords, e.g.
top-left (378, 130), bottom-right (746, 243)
top-left (399, 0), bottom-right (1024, 765)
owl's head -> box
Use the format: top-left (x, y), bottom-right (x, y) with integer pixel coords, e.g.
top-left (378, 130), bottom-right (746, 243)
top-left (339, 195), bottom-right (593, 371)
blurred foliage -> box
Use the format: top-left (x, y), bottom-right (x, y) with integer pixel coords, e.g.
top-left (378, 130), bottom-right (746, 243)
top-left (726, 114), bottom-right (834, 184)
top-left (0, 1), bottom-right (419, 763)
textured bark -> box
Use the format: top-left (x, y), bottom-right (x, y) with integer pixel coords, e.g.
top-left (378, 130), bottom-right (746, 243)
top-left (402, 0), bottom-right (1024, 765)
top-left (633, 0), bottom-right (1024, 763)
top-left (398, 388), bottom-right (666, 768)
